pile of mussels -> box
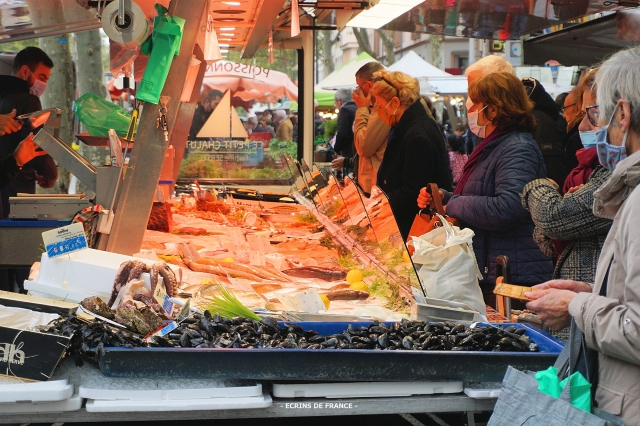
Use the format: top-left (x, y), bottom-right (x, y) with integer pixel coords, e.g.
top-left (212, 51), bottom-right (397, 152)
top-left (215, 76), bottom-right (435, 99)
top-left (41, 311), bottom-right (538, 364)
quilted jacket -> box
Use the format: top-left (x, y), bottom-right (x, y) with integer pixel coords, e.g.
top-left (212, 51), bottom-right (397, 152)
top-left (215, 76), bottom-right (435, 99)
top-left (445, 129), bottom-right (553, 288)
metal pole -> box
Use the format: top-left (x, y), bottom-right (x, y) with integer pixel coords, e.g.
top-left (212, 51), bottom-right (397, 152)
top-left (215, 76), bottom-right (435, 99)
top-left (118, 0), bottom-right (125, 26)
top-left (170, 44), bottom-right (207, 191)
top-left (468, 38), bottom-right (476, 66)
top-left (301, 28), bottom-right (314, 168)
top-left (106, 0), bottom-right (207, 255)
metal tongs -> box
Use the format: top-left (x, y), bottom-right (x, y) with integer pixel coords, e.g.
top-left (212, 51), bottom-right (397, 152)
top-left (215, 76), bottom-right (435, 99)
top-left (16, 108), bottom-right (54, 130)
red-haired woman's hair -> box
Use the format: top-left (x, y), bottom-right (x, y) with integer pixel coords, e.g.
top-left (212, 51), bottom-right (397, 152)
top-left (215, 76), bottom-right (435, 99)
top-left (468, 72), bottom-right (536, 132)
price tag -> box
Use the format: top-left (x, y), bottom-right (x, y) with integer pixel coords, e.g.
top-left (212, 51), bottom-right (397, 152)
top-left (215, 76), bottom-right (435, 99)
top-left (153, 283), bottom-right (174, 316)
top-left (176, 298), bottom-right (191, 322)
top-left (155, 321), bottom-right (178, 337)
top-left (42, 223), bottom-right (88, 258)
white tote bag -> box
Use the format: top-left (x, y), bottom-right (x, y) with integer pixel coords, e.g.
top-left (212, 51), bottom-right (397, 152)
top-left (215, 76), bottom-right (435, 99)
top-left (409, 215), bottom-right (486, 315)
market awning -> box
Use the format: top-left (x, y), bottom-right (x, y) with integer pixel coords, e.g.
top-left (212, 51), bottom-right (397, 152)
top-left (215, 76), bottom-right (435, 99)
top-left (347, 0), bottom-right (617, 40)
top-left (314, 52), bottom-right (377, 108)
top-left (317, 52), bottom-right (377, 91)
top-left (523, 10), bottom-right (640, 67)
top-left (202, 60), bottom-right (298, 103)
top-left (388, 51), bottom-right (451, 78)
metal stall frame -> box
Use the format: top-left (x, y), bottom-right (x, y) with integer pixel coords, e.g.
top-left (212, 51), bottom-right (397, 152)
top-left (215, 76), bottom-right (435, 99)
top-left (104, 0), bottom-right (207, 255)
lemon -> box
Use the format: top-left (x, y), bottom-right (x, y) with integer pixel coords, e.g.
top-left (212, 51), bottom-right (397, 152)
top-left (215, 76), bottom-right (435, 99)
top-left (319, 294), bottom-right (330, 310)
top-left (221, 257), bottom-right (235, 262)
top-left (402, 250), bottom-right (411, 263)
top-left (349, 281), bottom-right (369, 291)
top-left (346, 269), bottom-right (364, 284)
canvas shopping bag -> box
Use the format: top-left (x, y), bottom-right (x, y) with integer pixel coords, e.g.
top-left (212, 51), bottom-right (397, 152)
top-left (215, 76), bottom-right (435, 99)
top-left (407, 183), bottom-right (459, 255)
top-left (408, 215), bottom-right (485, 314)
top-left (488, 366), bottom-right (624, 426)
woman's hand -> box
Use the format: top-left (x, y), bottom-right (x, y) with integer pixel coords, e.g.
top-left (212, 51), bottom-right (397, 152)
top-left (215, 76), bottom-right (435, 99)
top-left (525, 288), bottom-right (577, 331)
top-left (528, 279), bottom-right (592, 294)
top-left (417, 187), bottom-right (444, 209)
top-left (331, 156), bottom-right (345, 169)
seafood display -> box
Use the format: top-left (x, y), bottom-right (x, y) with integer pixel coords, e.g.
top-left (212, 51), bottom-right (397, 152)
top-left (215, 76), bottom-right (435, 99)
top-left (42, 307), bottom-right (539, 355)
top-left (106, 260), bottom-right (178, 311)
top-left (281, 266), bottom-right (347, 281)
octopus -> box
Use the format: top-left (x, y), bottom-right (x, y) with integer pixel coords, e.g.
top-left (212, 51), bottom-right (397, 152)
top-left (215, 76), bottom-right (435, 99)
top-left (108, 260), bottom-right (178, 314)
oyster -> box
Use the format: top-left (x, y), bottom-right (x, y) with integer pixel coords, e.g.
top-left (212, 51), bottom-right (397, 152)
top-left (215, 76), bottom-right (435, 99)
top-left (115, 306), bottom-right (165, 336)
top-left (81, 296), bottom-right (115, 319)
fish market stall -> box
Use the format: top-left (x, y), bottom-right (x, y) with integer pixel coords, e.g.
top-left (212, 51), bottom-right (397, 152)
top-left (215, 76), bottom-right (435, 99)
top-left (0, 288), bottom-right (561, 424)
top-left (10, 0), bottom-right (634, 421)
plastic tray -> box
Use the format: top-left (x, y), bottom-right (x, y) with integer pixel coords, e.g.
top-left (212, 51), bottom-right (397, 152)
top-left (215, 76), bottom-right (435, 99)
top-left (99, 323), bottom-right (563, 382)
top-left (0, 393), bottom-right (82, 414)
top-left (0, 379), bottom-right (73, 403)
top-left (463, 383), bottom-right (502, 399)
top-left (272, 381), bottom-right (463, 398)
top-left (80, 381), bottom-right (262, 400)
top-left (85, 390), bottom-right (272, 412)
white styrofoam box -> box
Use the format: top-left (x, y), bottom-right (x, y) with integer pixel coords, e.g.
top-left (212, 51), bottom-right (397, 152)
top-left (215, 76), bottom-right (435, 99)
top-left (0, 393), bottom-right (82, 414)
top-left (0, 379), bottom-right (73, 403)
top-left (272, 381), bottom-right (463, 399)
top-left (85, 391), bottom-right (272, 412)
top-left (463, 383), bottom-right (502, 399)
top-left (24, 249), bottom-right (157, 303)
top-left (80, 382), bottom-right (262, 401)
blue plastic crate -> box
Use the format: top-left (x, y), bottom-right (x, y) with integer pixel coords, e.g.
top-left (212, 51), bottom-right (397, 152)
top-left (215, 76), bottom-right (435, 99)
top-left (98, 321), bottom-right (563, 381)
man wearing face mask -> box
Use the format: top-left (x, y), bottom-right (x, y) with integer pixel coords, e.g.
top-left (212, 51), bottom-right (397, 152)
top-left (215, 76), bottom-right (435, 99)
top-left (0, 47), bottom-right (57, 217)
top-left (351, 61), bottom-right (389, 195)
top-left (0, 47), bottom-right (56, 293)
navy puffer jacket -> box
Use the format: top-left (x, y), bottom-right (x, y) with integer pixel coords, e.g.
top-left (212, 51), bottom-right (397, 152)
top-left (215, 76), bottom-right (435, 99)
top-left (444, 130), bottom-right (553, 288)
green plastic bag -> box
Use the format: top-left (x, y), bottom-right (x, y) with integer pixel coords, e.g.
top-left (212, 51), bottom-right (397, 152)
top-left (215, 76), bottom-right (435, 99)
top-left (535, 366), bottom-right (592, 413)
top-left (74, 93), bottom-right (132, 137)
top-left (136, 4), bottom-right (185, 104)
top-left (536, 366), bottom-right (563, 398)
top-left (561, 372), bottom-right (592, 413)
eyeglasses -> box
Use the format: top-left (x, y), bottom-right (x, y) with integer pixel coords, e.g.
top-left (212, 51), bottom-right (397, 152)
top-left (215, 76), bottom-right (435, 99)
top-left (585, 104), bottom-right (599, 127)
top-left (560, 103), bottom-right (576, 114)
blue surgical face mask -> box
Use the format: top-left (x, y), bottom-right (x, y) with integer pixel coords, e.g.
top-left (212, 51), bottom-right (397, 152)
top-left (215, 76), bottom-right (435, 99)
top-left (579, 130), bottom-right (597, 150)
top-left (595, 104), bottom-right (628, 171)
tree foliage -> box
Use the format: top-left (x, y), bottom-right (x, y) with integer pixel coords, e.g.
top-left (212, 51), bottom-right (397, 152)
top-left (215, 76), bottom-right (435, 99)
top-left (317, 29), bottom-right (342, 76)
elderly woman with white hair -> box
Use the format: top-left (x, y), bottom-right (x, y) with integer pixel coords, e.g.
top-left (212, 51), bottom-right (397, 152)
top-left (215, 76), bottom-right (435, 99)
top-left (526, 46), bottom-right (640, 423)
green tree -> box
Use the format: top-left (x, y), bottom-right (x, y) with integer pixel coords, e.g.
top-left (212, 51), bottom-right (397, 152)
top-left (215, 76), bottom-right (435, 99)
top-left (317, 29), bottom-right (341, 76)
top-left (26, 0), bottom-right (75, 195)
top-left (353, 28), bottom-right (396, 65)
top-left (0, 39), bottom-right (39, 52)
